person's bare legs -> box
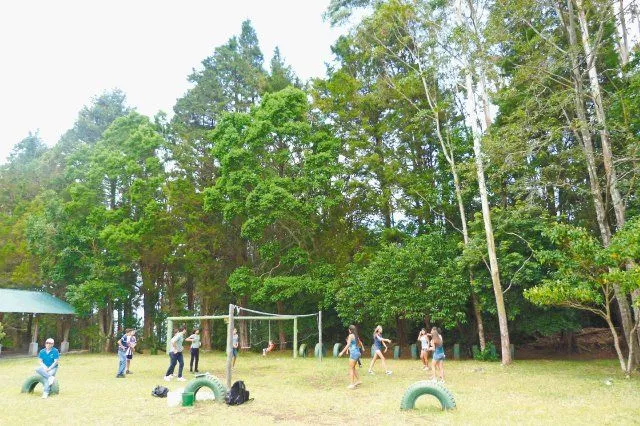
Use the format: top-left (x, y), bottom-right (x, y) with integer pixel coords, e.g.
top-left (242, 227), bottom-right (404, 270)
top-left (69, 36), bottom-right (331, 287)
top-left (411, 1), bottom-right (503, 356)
top-left (353, 360), bottom-right (360, 385)
top-left (348, 359), bottom-right (358, 387)
top-left (379, 352), bottom-right (388, 371)
top-left (368, 352), bottom-right (378, 372)
top-left (430, 358), bottom-right (437, 380)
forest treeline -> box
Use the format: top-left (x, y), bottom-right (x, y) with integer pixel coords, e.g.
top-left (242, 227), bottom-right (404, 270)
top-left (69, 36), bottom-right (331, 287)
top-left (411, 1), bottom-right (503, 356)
top-left (1, 0), bottom-right (639, 374)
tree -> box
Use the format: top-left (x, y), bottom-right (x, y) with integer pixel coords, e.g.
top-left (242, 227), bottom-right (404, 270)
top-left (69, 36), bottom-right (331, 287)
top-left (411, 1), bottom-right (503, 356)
top-left (526, 221), bottom-right (640, 375)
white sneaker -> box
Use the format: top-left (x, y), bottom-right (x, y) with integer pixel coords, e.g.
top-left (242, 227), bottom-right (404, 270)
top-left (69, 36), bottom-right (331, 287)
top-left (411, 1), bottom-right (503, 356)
top-left (41, 392), bottom-right (49, 399)
top-left (385, 370), bottom-right (393, 375)
top-left (367, 370), bottom-right (374, 375)
top-left (177, 377), bottom-right (186, 382)
top-left (164, 375), bottom-right (172, 381)
top-left (48, 376), bottom-right (56, 386)
top-left (347, 384), bottom-right (355, 389)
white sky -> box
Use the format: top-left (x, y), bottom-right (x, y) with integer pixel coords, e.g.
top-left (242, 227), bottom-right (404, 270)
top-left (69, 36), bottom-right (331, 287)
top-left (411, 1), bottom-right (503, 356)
top-left (0, 0), bottom-right (347, 164)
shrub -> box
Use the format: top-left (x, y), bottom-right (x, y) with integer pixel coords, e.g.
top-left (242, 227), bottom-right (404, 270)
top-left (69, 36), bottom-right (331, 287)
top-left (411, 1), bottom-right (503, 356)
top-left (473, 341), bottom-right (499, 362)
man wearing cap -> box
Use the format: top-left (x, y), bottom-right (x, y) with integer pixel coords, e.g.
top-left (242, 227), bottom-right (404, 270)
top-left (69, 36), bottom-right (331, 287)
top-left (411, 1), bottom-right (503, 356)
top-left (36, 338), bottom-right (60, 399)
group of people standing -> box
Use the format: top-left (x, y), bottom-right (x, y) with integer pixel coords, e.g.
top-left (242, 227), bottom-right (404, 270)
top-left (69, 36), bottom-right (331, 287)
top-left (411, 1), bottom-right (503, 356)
top-left (339, 324), bottom-right (446, 389)
top-left (163, 326), bottom-right (201, 381)
top-left (418, 327), bottom-right (446, 382)
top-left (31, 323), bottom-right (444, 398)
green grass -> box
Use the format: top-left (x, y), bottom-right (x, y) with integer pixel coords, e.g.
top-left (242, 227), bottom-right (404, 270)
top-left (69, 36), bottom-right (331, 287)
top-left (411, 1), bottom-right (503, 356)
top-left (1, 351), bottom-right (639, 425)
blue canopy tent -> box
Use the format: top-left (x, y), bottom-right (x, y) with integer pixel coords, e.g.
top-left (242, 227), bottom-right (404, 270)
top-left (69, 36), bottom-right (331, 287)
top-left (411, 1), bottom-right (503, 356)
top-left (0, 289), bottom-right (75, 355)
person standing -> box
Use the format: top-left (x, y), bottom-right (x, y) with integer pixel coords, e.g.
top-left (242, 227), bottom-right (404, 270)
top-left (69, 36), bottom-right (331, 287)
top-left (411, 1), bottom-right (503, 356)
top-left (164, 326), bottom-right (187, 381)
top-left (125, 329), bottom-right (137, 374)
top-left (417, 328), bottom-right (430, 371)
top-left (368, 325), bottom-right (392, 375)
top-left (231, 328), bottom-right (239, 368)
top-left (338, 325), bottom-right (362, 389)
top-left (186, 328), bottom-right (201, 373)
top-left (116, 328), bottom-right (132, 378)
top-left (36, 338), bottom-right (59, 398)
top-left (430, 327), bottom-right (446, 382)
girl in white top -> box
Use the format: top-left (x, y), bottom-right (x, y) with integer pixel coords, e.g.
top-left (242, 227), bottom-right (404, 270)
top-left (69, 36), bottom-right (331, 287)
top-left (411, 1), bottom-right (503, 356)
top-left (417, 328), bottom-right (430, 371)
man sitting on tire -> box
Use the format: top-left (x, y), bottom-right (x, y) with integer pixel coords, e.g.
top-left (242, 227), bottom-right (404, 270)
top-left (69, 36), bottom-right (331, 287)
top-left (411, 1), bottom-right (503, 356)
top-left (36, 338), bottom-right (59, 399)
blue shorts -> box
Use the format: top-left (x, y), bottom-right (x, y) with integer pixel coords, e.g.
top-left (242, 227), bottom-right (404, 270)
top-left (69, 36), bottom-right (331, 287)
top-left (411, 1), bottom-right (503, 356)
top-left (349, 348), bottom-right (361, 361)
top-left (232, 348), bottom-right (238, 357)
top-left (433, 352), bottom-right (445, 361)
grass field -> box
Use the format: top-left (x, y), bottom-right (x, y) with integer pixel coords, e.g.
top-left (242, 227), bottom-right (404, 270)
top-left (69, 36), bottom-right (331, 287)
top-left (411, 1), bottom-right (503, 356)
top-left (0, 351), bottom-right (639, 425)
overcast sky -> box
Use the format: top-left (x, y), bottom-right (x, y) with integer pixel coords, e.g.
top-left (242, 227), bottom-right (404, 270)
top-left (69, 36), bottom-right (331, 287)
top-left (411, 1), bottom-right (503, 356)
top-left (0, 0), bottom-right (348, 164)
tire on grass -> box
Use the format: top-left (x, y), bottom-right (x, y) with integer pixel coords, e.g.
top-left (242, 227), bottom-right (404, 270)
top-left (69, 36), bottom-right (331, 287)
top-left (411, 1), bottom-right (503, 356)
top-left (333, 343), bottom-right (343, 357)
top-left (183, 376), bottom-right (227, 403)
top-left (400, 381), bottom-right (456, 410)
top-left (21, 375), bottom-right (60, 395)
top-left (299, 343), bottom-right (307, 358)
top-left (314, 343), bottom-right (326, 358)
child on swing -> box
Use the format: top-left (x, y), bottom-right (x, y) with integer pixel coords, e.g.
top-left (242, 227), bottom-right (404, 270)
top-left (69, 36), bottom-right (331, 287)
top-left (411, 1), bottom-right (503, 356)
top-left (262, 340), bottom-right (276, 356)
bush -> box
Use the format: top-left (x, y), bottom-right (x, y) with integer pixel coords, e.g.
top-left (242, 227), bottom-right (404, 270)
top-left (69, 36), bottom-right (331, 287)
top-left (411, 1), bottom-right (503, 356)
top-left (0, 322), bottom-right (6, 343)
top-left (473, 341), bottom-right (499, 362)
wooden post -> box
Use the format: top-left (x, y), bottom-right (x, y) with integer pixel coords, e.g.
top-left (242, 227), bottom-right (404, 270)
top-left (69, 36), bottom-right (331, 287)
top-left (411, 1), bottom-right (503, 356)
top-left (318, 311), bottom-right (322, 362)
top-left (225, 304), bottom-right (234, 390)
top-left (293, 317), bottom-right (298, 359)
top-left (166, 319), bottom-right (173, 353)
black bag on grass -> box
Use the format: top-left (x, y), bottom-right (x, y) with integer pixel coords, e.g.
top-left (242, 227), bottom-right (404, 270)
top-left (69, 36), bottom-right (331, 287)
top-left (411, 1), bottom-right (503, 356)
top-left (152, 385), bottom-right (169, 398)
top-left (225, 380), bottom-right (250, 405)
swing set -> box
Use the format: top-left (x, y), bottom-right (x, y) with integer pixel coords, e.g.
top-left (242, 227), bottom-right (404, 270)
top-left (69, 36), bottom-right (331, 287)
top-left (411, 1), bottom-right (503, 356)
top-left (165, 304), bottom-right (322, 389)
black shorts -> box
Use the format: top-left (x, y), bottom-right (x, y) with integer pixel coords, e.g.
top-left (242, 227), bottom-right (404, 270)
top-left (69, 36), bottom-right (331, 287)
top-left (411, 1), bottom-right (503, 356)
top-left (126, 353), bottom-right (133, 360)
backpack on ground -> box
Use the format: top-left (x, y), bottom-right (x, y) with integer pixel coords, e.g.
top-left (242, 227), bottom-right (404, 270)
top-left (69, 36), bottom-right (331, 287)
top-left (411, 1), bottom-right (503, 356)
top-left (152, 385), bottom-right (169, 398)
top-left (225, 380), bottom-right (250, 405)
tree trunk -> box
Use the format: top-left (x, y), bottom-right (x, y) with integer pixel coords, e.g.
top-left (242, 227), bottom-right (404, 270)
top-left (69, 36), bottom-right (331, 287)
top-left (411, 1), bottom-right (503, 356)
top-left (415, 56), bottom-right (487, 352)
top-left (560, 0), bottom-right (612, 243)
top-left (465, 68), bottom-right (511, 365)
top-left (471, 287), bottom-right (486, 351)
top-left (142, 284), bottom-right (159, 346)
top-left (187, 277), bottom-right (195, 312)
top-left (613, 0), bottom-right (630, 66)
top-left (200, 296), bottom-right (212, 350)
top-left (574, 0), bottom-right (637, 361)
top-left (604, 306), bottom-right (627, 372)
top-left (27, 313), bottom-right (33, 343)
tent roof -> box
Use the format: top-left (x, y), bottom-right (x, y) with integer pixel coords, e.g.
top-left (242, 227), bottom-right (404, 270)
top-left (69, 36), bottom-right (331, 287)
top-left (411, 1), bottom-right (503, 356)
top-left (0, 289), bottom-right (75, 314)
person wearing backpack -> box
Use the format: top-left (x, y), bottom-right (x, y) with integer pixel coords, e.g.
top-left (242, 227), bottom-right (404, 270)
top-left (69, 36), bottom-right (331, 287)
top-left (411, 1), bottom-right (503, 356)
top-left (164, 326), bottom-right (187, 382)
